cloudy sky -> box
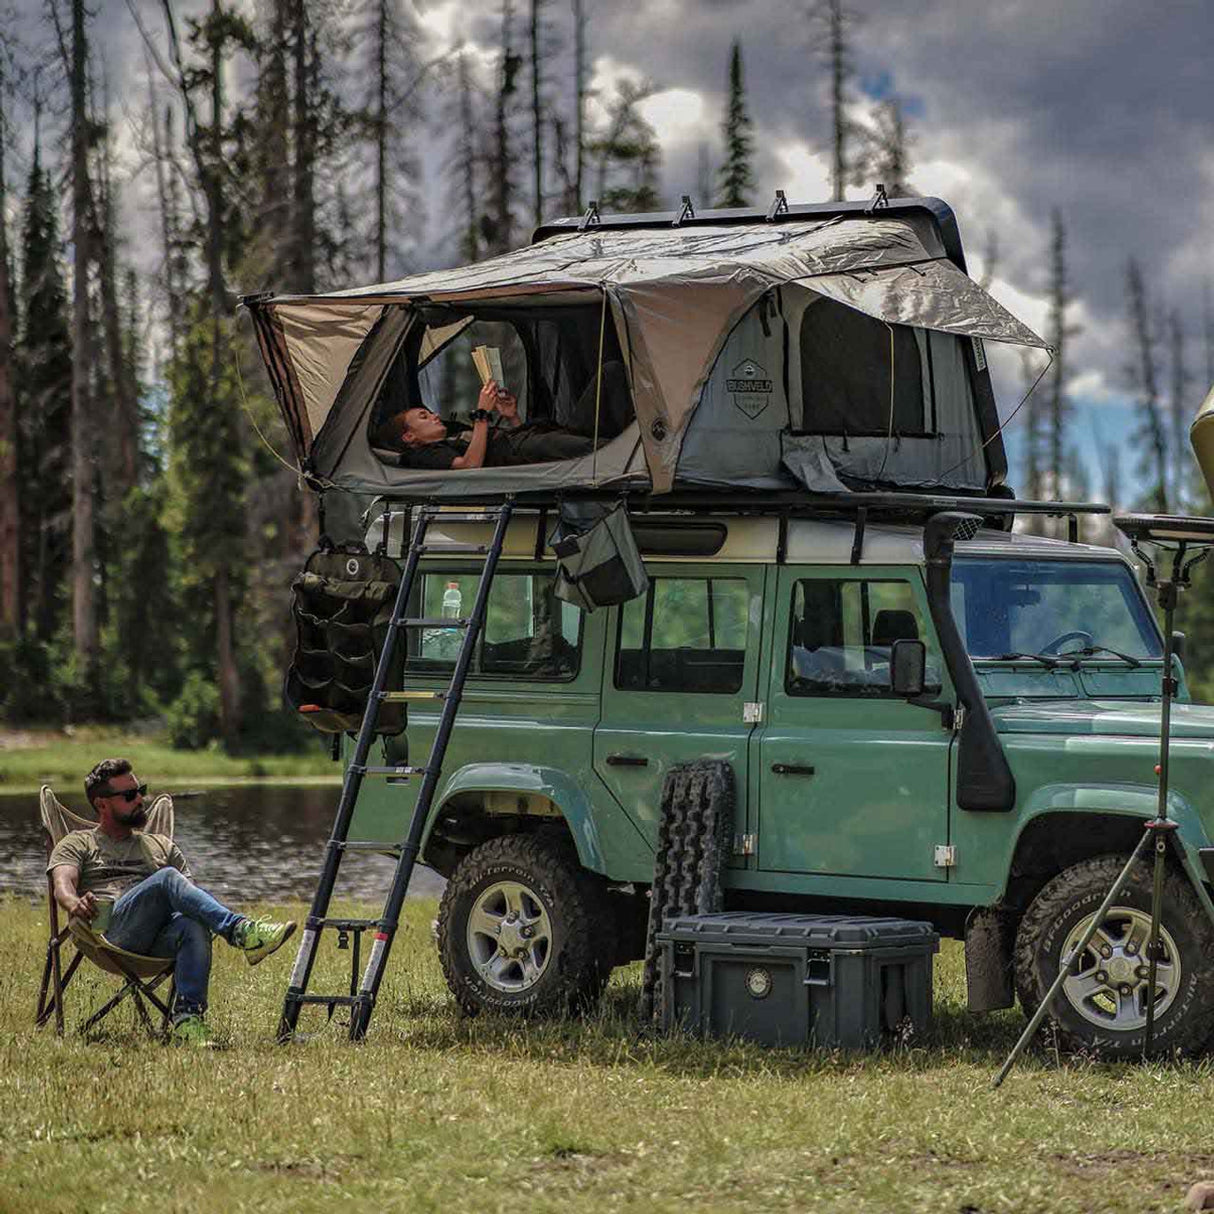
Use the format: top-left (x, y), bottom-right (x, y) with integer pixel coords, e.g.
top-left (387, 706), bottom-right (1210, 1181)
top-left (13, 0), bottom-right (1214, 495)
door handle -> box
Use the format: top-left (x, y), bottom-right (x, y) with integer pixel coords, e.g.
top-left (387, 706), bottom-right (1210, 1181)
top-left (771, 763), bottom-right (815, 776)
top-left (606, 754), bottom-right (649, 767)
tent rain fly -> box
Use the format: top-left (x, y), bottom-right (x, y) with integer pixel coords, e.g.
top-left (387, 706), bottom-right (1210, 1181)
top-left (244, 201), bottom-right (1047, 501)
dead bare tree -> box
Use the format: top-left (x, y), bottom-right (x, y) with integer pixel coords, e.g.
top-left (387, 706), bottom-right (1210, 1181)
top-left (1126, 257), bottom-right (1169, 513)
top-left (808, 0), bottom-right (858, 202)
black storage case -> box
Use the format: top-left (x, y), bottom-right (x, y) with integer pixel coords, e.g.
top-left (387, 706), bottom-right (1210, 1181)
top-left (658, 912), bottom-right (939, 1049)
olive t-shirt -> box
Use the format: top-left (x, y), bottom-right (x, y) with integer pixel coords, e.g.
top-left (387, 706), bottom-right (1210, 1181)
top-left (47, 828), bottom-right (192, 902)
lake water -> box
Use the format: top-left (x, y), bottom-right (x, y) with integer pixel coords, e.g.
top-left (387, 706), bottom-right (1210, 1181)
top-left (1, 784), bottom-right (446, 905)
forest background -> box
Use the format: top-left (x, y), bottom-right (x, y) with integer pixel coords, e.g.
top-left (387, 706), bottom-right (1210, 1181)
top-left (0, 0), bottom-right (1212, 754)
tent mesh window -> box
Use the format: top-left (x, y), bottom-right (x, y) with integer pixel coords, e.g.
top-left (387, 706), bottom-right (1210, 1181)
top-left (798, 301), bottom-right (930, 438)
top-left (371, 301), bottom-right (634, 454)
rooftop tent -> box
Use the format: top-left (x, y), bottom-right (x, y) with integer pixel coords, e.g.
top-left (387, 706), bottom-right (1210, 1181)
top-left (244, 200), bottom-right (1047, 500)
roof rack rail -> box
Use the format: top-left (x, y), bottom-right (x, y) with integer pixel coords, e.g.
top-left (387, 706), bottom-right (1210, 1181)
top-left (357, 487), bottom-right (1109, 520)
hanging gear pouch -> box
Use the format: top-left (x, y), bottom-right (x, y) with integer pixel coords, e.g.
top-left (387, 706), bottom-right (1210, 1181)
top-left (551, 503), bottom-right (649, 612)
top-left (284, 546), bottom-right (406, 734)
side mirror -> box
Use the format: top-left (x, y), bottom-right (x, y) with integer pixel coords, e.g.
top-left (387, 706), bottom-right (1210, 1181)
top-left (891, 639), bottom-right (927, 697)
top-left (1172, 630), bottom-right (1186, 661)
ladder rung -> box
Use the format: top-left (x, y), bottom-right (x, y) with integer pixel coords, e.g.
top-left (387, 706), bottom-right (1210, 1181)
top-left (414, 543), bottom-right (489, 554)
top-left (338, 840), bottom-right (404, 854)
top-left (286, 993), bottom-right (371, 1007)
top-left (315, 917), bottom-right (384, 931)
top-left (395, 617), bottom-right (471, 628)
top-left (357, 765), bottom-right (428, 777)
top-left (380, 690), bottom-right (446, 701)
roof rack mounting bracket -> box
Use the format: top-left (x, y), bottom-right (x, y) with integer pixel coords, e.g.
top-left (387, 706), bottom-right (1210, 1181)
top-left (672, 195), bottom-right (695, 227)
top-left (766, 189), bottom-right (789, 222)
top-left (850, 507), bottom-right (868, 565)
top-left (865, 183), bottom-right (890, 215)
top-left (578, 200), bottom-right (601, 232)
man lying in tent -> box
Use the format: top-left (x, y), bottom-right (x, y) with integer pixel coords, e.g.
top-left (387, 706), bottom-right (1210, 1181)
top-left (374, 361), bottom-right (632, 470)
top-left (47, 758), bottom-right (298, 1045)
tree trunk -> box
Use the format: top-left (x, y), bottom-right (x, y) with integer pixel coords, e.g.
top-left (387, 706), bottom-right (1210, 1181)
top-left (98, 128), bottom-right (137, 485)
top-left (375, 0), bottom-right (387, 281)
top-left (530, 0), bottom-right (542, 226)
top-left (208, 0), bottom-right (240, 744)
top-left (0, 77), bottom-right (15, 638)
top-left (573, 0), bottom-right (585, 210)
top-left (70, 0), bottom-right (97, 671)
top-left (458, 51), bottom-right (479, 262)
top-left (292, 0), bottom-right (316, 294)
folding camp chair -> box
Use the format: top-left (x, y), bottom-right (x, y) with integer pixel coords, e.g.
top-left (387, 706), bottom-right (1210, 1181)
top-left (35, 786), bottom-right (178, 1038)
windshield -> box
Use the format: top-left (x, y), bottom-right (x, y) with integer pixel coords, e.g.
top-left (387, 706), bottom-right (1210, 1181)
top-left (950, 558), bottom-right (1163, 660)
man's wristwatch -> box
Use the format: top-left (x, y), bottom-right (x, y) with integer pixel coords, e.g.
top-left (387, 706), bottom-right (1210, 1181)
top-left (469, 408), bottom-right (493, 422)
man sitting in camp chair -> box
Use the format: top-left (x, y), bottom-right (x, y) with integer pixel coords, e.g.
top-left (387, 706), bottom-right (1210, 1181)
top-left (46, 758), bottom-right (297, 1045)
top-left (376, 361), bottom-right (631, 471)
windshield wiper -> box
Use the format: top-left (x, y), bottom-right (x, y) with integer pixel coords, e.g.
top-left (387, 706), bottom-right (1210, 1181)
top-left (996, 651), bottom-right (1076, 670)
top-left (1068, 645), bottom-right (1142, 668)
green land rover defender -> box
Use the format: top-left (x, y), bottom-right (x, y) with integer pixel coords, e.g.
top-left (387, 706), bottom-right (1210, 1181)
top-left (245, 195), bottom-right (1214, 1051)
top-left (340, 504), bottom-right (1214, 1057)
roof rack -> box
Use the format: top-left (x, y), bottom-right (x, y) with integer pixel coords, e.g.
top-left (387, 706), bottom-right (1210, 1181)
top-left (363, 488), bottom-right (1108, 538)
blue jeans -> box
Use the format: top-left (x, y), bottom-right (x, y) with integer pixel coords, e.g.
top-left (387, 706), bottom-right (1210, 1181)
top-left (104, 868), bottom-right (244, 1018)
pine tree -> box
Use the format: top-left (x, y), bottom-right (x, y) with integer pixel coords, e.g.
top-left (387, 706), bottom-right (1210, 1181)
top-left (484, 0), bottom-right (522, 254)
top-left (863, 98), bottom-right (913, 196)
top-left (68, 0), bottom-right (98, 678)
top-left (356, 0), bottom-right (424, 281)
top-left (1168, 310), bottom-right (1190, 512)
top-left (163, 305), bottom-right (247, 733)
top-left (1045, 210), bottom-right (1078, 506)
top-left (1125, 257), bottom-right (1168, 513)
top-left (17, 120), bottom-right (73, 643)
top-left (591, 79), bottom-right (662, 214)
top-left (716, 40), bottom-right (754, 208)
top-left (448, 48), bottom-right (482, 263)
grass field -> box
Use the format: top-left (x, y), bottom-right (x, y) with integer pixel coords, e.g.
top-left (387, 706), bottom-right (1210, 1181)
top-left (3, 899), bottom-right (1214, 1213)
top-left (0, 728), bottom-right (337, 794)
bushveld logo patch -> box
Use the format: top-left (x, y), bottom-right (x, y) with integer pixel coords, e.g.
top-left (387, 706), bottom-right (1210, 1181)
top-left (727, 358), bottom-right (772, 420)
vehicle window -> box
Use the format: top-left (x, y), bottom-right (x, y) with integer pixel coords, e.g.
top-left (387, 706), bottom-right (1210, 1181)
top-left (615, 577), bottom-right (749, 693)
top-left (786, 578), bottom-right (936, 697)
top-left (406, 572), bottom-right (582, 681)
top-left (950, 558), bottom-right (1163, 659)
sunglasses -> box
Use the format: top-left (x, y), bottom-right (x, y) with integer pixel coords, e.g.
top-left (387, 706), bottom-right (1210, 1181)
top-left (102, 783), bottom-right (148, 803)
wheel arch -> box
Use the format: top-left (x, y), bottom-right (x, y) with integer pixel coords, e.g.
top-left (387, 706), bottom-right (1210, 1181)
top-left (420, 763), bottom-right (606, 878)
top-left (1001, 784), bottom-right (1214, 915)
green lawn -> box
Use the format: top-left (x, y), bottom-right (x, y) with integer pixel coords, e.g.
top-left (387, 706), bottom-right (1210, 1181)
top-left (0, 728), bottom-right (338, 794)
top-left (3, 898), bottom-right (1213, 1212)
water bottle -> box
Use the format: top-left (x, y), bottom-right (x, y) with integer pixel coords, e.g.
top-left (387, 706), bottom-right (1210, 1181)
top-left (438, 582), bottom-right (463, 661)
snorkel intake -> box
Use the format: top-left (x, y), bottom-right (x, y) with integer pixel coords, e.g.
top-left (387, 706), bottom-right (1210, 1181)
top-left (923, 512), bottom-right (1016, 812)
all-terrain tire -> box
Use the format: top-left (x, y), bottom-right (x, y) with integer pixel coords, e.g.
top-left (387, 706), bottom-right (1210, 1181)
top-left (1014, 853), bottom-right (1214, 1058)
top-left (437, 833), bottom-right (609, 1018)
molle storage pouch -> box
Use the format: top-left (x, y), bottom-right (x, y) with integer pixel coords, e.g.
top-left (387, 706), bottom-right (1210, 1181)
top-left (284, 546), bottom-right (405, 734)
top-left (551, 502), bottom-right (649, 612)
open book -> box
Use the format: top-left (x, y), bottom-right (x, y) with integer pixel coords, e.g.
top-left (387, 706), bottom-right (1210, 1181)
top-left (470, 345), bottom-right (506, 389)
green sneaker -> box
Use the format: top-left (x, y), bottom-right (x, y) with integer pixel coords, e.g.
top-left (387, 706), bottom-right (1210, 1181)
top-left (171, 1015), bottom-right (216, 1047)
top-left (234, 916), bottom-right (297, 967)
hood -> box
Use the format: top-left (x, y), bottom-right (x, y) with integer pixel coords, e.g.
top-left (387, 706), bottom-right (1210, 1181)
top-left (991, 699), bottom-right (1214, 740)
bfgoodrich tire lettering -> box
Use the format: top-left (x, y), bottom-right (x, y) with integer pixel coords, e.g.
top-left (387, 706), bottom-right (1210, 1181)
top-left (1014, 853), bottom-right (1214, 1057)
top-left (437, 834), bottom-right (608, 1017)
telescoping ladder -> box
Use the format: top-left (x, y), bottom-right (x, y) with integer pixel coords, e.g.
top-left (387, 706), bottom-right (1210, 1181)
top-left (279, 501), bottom-right (515, 1042)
